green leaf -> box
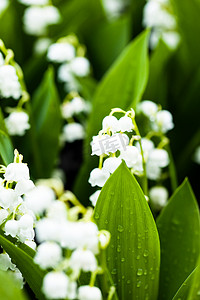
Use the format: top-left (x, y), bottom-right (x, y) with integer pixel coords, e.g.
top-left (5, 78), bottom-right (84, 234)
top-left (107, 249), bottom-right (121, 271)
top-left (156, 178), bottom-right (200, 300)
top-left (0, 229), bottom-right (46, 300)
top-left (74, 30), bottom-right (149, 202)
top-left (0, 130), bottom-right (14, 166)
top-left (31, 67), bottom-right (62, 178)
top-left (0, 270), bottom-right (28, 300)
top-left (94, 162), bottom-right (160, 300)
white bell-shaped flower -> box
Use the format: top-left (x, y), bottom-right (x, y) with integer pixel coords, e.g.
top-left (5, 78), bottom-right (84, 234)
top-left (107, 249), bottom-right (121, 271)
top-left (149, 186), bottom-right (168, 209)
top-left (146, 162), bottom-right (161, 180)
top-left (34, 242), bottom-right (63, 269)
top-left (88, 168), bottom-right (110, 187)
top-left (148, 148), bottom-right (169, 168)
top-left (118, 116), bottom-right (134, 132)
top-left (0, 253), bottom-right (16, 271)
top-left (42, 272), bottom-right (69, 300)
top-left (103, 157), bottom-right (122, 174)
top-left (24, 185), bottom-right (55, 215)
top-left (15, 179), bottom-right (35, 196)
top-left (0, 65), bottom-right (22, 99)
top-left (69, 57), bottom-right (90, 77)
top-left (5, 111), bottom-right (30, 136)
top-left (153, 110), bottom-right (174, 133)
top-left (78, 286), bottom-right (102, 300)
top-left (0, 187), bottom-right (18, 209)
top-left (137, 100), bottom-right (158, 119)
top-left (4, 220), bottom-right (19, 238)
top-left (119, 146), bottom-right (140, 168)
top-left (47, 42), bottom-right (75, 63)
top-left (0, 209), bottom-right (9, 225)
top-left (62, 123), bottom-right (85, 143)
top-left (102, 116), bottom-right (119, 133)
top-left (70, 248), bottom-right (98, 272)
top-left (4, 162), bottom-right (30, 182)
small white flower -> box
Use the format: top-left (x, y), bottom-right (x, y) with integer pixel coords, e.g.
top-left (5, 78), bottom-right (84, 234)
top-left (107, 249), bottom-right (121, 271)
top-left (0, 187), bottom-right (18, 209)
top-left (34, 38), bottom-right (52, 56)
top-left (119, 146), bottom-right (140, 168)
top-left (15, 179), bottom-right (35, 196)
top-left (0, 65), bottom-right (21, 99)
top-left (146, 162), bottom-right (161, 180)
top-left (5, 111), bottom-right (30, 136)
top-left (60, 221), bottom-right (99, 254)
top-left (47, 43), bottom-right (75, 63)
top-left (102, 116), bottom-right (119, 133)
top-left (118, 116), bottom-right (134, 132)
top-left (149, 186), bottom-right (168, 209)
top-left (69, 57), bottom-right (90, 77)
top-left (70, 248), bottom-right (97, 272)
top-left (0, 253), bottom-right (16, 271)
top-left (42, 272), bottom-right (69, 299)
top-left (47, 201), bottom-right (68, 221)
top-left (103, 157), bottom-right (122, 174)
top-left (10, 268), bottom-right (24, 289)
top-left (135, 138), bottom-right (155, 161)
top-left (162, 31), bottom-right (181, 50)
top-left (153, 110), bottom-right (174, 133)
top-left (58, 63), bottom-right (73, 82)
top-left (4, 220), bottom-right (19, 238)
top-left (18, 214), bottom-right (35, 242)
top-left (148, 148), bottom-right (169, 168)
top-left (88, 168), bottom-right (110, 187)
top-left (24, 185), bottom-right (55, 215)
top-left (34, 242), bottom-right (62, 269)
top-left (89, 190), bottom-right (101, 206)
top-left (137, 100), bottom-right (158, 119)
top-left (78, 286), bottom-right (102, 300)
top-left (67, 281), bottom-right (77, 300)
top-left (23, 6), bottom-right (61, 36)
top-left (62, 123), bottom-right (85, 143)
top-left (36, 218), bottom-right (63, 243)
top-left (61, 97), bottom-right (90, 119)
top-left (4, 162), bottom-right (30, 182)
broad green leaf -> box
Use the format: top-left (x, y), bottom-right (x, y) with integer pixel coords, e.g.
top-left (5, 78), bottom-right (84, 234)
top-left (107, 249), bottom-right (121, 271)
top-left (0, 229), bottom-right (46, 300)
top-left (0, 270), bottom-right (28, 300)
top-left (94, 162), bottom-right (160, 300)
top-left (31, 67), bottom-right (62, 178)
top-left (157, 179), bottom-right (200, 300)
top-left (74, 30), bottom-right (149, 202)
top-left (0, 130), bottom-right (13, 166)
top-left (172, 267), bottom-right (197, 300)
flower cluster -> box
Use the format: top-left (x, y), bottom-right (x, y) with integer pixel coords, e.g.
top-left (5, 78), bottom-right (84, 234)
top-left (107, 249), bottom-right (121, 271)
top-left (0, 41), bottom-right (30, 136)
top-left (47, 35), bottom-right (91, 93)
top-left (47, 35), bottom-right (92, 144)
top-left (19, 0), bottom-right (61, 36)
top-left (0, 150), bottom-right (111, 299)
top-left (143, 0), bottom-right (181, 49)
top-left (32, 181), bottom-right (110, 299)
top-left (0, 150), bottom-right (37, 288)
top-left (89, 102), bottom-right (174, 209)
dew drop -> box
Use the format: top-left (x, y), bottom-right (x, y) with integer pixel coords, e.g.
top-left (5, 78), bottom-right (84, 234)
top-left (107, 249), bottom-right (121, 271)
top-left (121, 258), bottom-right (125, 262)
top-left (137, 268), bottom-right (143, 276)
top-left (94, 212), bottom-right (99, 219)
top-left (143, 250), bottom-right (149, 257)
top-left (118, 225), bottom-right (124, 232)
top-left (111, 268), bottom-right (117, 275)
top-left (137, 281), bottom-right (142, 288)
top-left (117, 245), bottom-right (121, 253)
top-left (127, 280), bottom-right (131, 284)
top-left (136, 255), bottom-right (140, 260)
